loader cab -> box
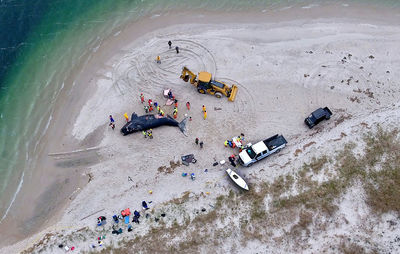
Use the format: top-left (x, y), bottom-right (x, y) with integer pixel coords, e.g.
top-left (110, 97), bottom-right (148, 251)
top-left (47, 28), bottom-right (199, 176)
top-left (198, 72), bottom-right (212, 91)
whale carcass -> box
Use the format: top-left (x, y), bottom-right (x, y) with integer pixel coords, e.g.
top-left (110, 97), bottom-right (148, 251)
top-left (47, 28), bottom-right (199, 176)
top-left (120, 113), bottom-right (187, 136)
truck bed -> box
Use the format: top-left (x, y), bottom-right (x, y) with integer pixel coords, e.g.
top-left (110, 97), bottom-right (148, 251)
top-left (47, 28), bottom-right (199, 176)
top-left (263, 134), bottom-right (287, 151)
top-left (323, 107), bottom-right (333, 116)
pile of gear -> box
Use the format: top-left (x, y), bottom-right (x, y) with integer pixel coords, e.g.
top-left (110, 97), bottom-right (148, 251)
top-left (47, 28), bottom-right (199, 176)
top-left (181, 154), bottom-right (197, 166)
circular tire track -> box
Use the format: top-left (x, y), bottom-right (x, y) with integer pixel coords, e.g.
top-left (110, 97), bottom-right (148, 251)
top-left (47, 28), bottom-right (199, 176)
top-left (173, 39), bottom-right (217, 75)
top-left (217, 77), bottom-right (257, 124)
top-left (111, 37), bottom-right (218, 98)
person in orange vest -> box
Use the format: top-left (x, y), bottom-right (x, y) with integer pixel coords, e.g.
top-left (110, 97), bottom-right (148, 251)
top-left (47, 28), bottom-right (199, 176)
top-left (173, 107), bottom-right (178, 119)
top-left (203, 110), bottom-right (207, 120)
top-left (156, 56), bottom-right (161, 64)
top-left (174, 99), bottom-right (178, 108)
top-left (140, 93), bottom-right (144, 103)
top-left (202, 105), bottom-right (206, 113)
top-left (157, 105), bottom-right (161, 113)
top-left (186, 101), bottom-right (190, 110)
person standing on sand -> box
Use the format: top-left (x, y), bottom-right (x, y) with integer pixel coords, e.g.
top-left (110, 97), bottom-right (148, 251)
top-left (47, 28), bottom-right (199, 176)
top-left (168, 90), bottom-right (173, 99)
top-left (111, 123), bottom-right (115, 130)
top-left (109, 115), bottom-right (115, 123)
top-left (175, 46), bottom-right (179, 54)
top-left (156, 56), bottom-right (161, 64)
top-left (140, 93), bottom-right (144, 103)
top-left (203, 110), bottom-right (207, 120)
top-left (124, 113), bottom-right (129, 122)
top-left (168, 40), bottom-right (172, 49)
top-left (202, 105), bottom-right (206, 113)
top-left (195, 138), bottom-right (199, 145)
top-left (199, 141), bottom-right (204, 149)
top-left (147, 129), bottom-right (153, 139)
top-left (186, 101), bottom-right (190, 110)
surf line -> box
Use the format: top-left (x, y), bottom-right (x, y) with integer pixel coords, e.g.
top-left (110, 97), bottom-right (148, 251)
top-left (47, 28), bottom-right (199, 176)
top-left (0, 171), bottom-right (25, 223)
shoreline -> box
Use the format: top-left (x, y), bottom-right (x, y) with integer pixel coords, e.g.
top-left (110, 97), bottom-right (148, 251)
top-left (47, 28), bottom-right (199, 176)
top-left (1, 2), bottom-right (400, 252)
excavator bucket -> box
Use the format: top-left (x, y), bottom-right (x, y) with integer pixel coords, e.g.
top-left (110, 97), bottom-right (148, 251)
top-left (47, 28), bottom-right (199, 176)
top-left (228, 85), bottom-right (238, 102)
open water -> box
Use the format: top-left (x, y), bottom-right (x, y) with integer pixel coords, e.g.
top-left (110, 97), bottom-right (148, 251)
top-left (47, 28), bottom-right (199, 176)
top-left (0, 0), bottom-right (398, 222)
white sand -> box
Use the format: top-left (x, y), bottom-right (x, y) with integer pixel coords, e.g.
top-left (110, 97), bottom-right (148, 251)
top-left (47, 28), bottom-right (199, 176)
top-left (2, 9), bottom-right (400, 254)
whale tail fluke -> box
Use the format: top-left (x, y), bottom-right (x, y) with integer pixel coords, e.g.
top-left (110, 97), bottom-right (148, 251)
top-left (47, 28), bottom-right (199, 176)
top-left (178, 117), bottom-right (188, 136)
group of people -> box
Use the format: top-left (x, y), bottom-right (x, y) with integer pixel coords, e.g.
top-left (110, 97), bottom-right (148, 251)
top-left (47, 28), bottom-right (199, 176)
top-left (224, 133), bottom-right (245, 150)
top-left (229, 154), bottom-right (237, 167)
top-left (195, 137), bottom-right (204, 148)
top-left (142, 95), bottom-right (165, 116)
top-left (202, 105), bottom-right (207, 120)
top-left (142, 129), bottom-right (153, 139)
top-left (97, 201), bottom-right (152, 233)
top-left (168, 40), bottom-right (180, 53)
top-left (155, 40), bottom-right (180, 65)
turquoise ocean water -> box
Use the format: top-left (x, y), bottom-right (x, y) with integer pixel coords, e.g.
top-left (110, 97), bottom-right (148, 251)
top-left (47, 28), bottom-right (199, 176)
top-left (0, 0), bottom-right (398, 222)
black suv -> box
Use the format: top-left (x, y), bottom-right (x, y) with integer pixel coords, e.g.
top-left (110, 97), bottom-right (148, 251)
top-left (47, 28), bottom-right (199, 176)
top-left (304, 107), bottom-right (332, 128)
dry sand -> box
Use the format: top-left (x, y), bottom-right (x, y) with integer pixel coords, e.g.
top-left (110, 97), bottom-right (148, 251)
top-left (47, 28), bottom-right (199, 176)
top-left (1, 4), bottom-right (400, 254)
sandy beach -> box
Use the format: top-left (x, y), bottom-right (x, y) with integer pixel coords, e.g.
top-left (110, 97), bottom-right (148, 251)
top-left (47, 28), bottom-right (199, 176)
top-left (1, 3), bottom-right (400, 253)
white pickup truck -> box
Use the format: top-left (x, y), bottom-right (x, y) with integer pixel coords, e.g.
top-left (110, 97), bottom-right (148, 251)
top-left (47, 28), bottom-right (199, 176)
top-left (238, 134), bottom-right (287, 167)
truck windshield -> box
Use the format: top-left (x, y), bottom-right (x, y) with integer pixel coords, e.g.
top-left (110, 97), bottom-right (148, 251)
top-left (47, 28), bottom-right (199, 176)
top-left (246, 148), bottom-right (257, 159)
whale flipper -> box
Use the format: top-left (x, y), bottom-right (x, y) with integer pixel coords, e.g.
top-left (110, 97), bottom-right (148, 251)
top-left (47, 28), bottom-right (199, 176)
top-left (178, 117), bottom-right (188, 136)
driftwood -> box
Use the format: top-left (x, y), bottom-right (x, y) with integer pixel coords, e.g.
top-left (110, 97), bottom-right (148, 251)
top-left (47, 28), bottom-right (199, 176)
top-left (80, 208), bottom-right (105, 221)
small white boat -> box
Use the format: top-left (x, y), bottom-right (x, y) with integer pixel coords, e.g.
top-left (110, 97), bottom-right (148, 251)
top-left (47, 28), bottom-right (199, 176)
top-left (226, 168), bottom-right (249, 190)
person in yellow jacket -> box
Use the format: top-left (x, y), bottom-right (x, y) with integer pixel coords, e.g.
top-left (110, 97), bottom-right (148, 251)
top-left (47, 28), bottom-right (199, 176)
top-left (147, 129), bottom-right (153, 139)
top-left (124, 113), bottom-right (129, 122)
top-left (202, 105), bottom-right (206, 113)
top-left (203, 110), bottom-right (207, 120)
top-left (224, 140), bottom-right (228, 147)
top-left (173, 107), bottom-right (178, 119)
top-left (156, 55), bottom-right (161, 64)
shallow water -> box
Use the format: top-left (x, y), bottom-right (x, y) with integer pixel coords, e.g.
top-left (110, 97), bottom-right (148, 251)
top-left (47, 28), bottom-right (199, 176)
top-left (0, 0), bottom-right (398, 222)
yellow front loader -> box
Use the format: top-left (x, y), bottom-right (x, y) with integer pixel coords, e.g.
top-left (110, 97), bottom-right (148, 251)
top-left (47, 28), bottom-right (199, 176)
top-left (180, 67), bottom-right (238, 102)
